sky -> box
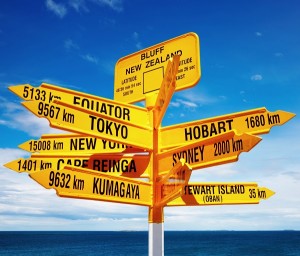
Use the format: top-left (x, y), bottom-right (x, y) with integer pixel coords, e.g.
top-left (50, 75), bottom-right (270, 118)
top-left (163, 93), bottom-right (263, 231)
top-left (0, 0), bottom-right (299, 231)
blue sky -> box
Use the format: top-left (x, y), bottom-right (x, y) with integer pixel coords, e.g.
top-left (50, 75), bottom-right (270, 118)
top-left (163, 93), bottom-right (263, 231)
top-left (0, 0), bottom-right (299, 231)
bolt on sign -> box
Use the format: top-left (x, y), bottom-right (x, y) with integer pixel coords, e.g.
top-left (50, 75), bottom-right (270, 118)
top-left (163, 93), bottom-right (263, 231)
top-left (114, 32), bottom-right (201, 103)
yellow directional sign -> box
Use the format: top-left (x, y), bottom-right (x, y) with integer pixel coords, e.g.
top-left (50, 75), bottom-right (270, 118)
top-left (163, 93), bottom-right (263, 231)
top-left (166, 182), bottom-right (275, 206)
top-left (9, 83), bottom-right (150, 128)
top-left (30, 166), bottom-right (152, 206)
top-left (19, 133), bottom-right (145, 154)
top-left (22, 100), bottom-right (153, 150)
top-left (114, 32), bottom-right (201, 103)
top-left (157, 159), bottom-right (192, 206)
top-left (160, 107), bottom-right (295, 150)
top-left (4, 153), bottom-right (150, 178)
top-left (154, 55), bottom-right (180, 128)
top-left (158, 131), bottom-right (261, 173)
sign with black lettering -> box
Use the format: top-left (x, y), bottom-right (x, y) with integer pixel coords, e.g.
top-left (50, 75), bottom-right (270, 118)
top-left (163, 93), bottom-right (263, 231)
top-left (9, 83), bottom-right (150, 129)
top-left (22, 100), bottom-right (153, 150)
top-left (167, 182), bottom-right (275, 206)
top-left (114, 32), bottom-right (201, 103)
top-left (19, 133), bottom-right (145, 154)
top-left (160, 107), bottom-right (295, 150)
top-left (29, 166), bottom-right (152, 206)
top-left (4, 153), bottom-right (151, 178)
top-left (158, 131), bottom-right (261, 173)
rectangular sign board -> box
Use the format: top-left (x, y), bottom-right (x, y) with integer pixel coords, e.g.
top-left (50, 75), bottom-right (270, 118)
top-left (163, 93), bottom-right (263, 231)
top-left (114, 32), bottom-right (201, 103)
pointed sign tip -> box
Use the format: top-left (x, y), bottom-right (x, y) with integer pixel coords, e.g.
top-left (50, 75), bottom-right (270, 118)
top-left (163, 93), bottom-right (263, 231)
top-left (261, 187), bottom-right (276, 200)
top-left (277, 110), bottom-right (296, 124)
top-left (3, 159), bottom-right (23, 173)
top-left (8, 84), bottom-right (31, 98)
top-left (18, 141), bottom-right (31, 152)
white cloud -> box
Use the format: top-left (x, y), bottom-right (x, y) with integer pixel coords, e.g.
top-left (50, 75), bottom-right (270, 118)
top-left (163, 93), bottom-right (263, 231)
top-left (64, 39), bottom-right (79, 50)
top-left (132, 32), bottom-right (143, 50)
top-left (179, 89), bottom-right (217, 105)
top-left (93, 0), bottom-right (123, 12)
top-left (275, 52), bottom-right (284, 57)
top-left (69, 0), bottom-right (89, 12)
top-left (0, 147), bottom-right (148, 230)
top-left (81, 54), bottom-right (98, 64)
top-left (255, 32), bottom-right (262, 37)
top-left (45, 0), bottom-right (122, 19)
top-left (45, 0), bottom-right (67, 18)
top-left (250, 74), bottom-right (263, 81)
top-left (176, 99), bottom-right (198, 108)
top-left (0, 97), bottom-right (62, 136)
top-left (169, 101), bottom-right (180, 107)
top-left (170, 99), bottom-right (197, 108)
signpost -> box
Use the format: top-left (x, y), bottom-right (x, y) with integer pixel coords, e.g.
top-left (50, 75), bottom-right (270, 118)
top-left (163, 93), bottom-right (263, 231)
top-left (4, 32), bottom-right (296, 256)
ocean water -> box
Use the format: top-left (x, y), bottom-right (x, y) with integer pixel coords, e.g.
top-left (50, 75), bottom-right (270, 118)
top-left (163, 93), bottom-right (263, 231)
top-left (0, 231), bottom-right (299, 256)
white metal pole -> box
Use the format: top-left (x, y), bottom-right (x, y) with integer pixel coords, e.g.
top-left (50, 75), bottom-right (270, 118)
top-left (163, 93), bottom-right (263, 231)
top-left (149, 222), bottom-right (164, 256)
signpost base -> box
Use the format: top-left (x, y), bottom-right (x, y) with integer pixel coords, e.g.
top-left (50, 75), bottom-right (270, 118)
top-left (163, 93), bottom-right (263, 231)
top-left (149, 223), bottom-right (164, 256)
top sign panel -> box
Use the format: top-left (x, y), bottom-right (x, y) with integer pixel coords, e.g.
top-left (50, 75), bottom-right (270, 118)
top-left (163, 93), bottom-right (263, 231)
top-left (114, 32), bottom-right (201, 103)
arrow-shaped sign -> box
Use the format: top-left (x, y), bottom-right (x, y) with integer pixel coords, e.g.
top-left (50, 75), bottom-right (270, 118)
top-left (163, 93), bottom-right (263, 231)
top-left (30, 166), bottom-right (152, 206)
top-left (160, 107), bottom-right (295, 150)
top-left (9, 83), bottom-right (151, 129)
top-left (22, 100), bottom-right (153, 150)
top-left (18, 133), bottom-right (145, 154)
top-left (158, 131), bottom-right (261, 173)
top-left (4, 153), bottom-right (150, 178)
top-left (167, 182), bottom-right (275, 206)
